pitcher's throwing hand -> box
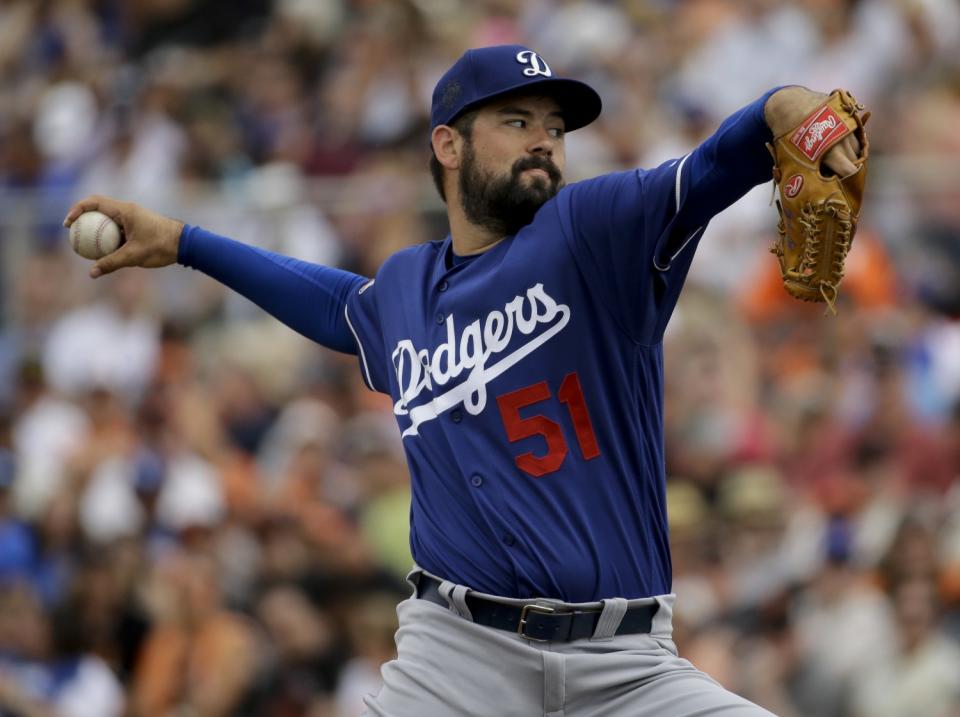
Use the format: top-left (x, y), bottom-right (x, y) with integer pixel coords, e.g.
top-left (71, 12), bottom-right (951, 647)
top-left (64, 195), bottom-right (183, 278)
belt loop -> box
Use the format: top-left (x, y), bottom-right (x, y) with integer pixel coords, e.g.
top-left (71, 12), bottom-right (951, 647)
top-left (591, 597), bottom-right (628, 641)
top-left (650, 594), bottom-right (676, 639)
top-left (405, 566), bottom-right (423, 597)
top-left (438, 580), bottom-right (473, 621)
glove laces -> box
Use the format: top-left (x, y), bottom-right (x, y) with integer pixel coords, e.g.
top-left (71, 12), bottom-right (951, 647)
top-left (798, 200), bottom-right (854, 315)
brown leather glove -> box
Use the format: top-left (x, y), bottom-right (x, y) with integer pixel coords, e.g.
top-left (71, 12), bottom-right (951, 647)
top-left (768, 89), bottom-right (869, 313)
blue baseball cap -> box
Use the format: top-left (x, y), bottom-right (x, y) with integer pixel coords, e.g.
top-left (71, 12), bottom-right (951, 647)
top-left (431, 45), bottom-right (602, 133)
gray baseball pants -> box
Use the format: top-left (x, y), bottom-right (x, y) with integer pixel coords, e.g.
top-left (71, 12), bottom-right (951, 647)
top-left (363, 569), bottom-right (774, 716)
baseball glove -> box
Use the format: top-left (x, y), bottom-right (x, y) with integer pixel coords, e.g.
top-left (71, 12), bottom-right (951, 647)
top-left (768, 89), bottom-right (869, 313)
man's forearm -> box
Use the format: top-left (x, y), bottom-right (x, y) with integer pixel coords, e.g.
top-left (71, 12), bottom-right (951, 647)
top-left (178, 225), bottom-right (367, 354)
top-left (677, 87), bottom-right (784, 227)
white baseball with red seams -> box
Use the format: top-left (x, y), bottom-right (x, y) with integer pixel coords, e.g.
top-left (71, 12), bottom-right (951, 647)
top-left (68, 210), bottom-right (122, 260)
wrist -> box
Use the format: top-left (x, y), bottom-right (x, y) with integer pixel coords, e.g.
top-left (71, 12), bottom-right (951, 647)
top-left (169, 220), bottom-right (187, 264)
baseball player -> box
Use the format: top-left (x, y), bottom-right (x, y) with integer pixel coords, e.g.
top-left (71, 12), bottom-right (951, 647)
top-left (65, 45), bottom-right (864, 716)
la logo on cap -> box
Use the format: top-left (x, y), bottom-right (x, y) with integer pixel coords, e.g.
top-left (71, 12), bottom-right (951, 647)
top-left (516, 50), bottom-right (552, 77)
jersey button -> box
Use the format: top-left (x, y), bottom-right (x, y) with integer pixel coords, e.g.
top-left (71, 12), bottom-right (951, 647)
top-left (470, 474), bottom-right (483, 487)
top-left (435, 313), bottom-right (445, 324)
top-left (439, 280), bottom-right (449, 292)
top-left (502, 534), bottom-right (515, 546)
top-left (450, 410), bottom-right (462, 423)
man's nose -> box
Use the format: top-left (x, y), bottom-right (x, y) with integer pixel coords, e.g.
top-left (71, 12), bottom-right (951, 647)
top-left (528, 129), bottom-right (555, 156)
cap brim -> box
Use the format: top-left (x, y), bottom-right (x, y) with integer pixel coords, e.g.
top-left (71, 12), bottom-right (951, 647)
top-left (449, 78), bottom-right (602, 132)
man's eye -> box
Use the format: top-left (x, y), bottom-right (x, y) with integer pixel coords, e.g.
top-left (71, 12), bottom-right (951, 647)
top-left (548, 128), bottom-right (565, 138)
top-left (507, 119), bottom-right (526, 128)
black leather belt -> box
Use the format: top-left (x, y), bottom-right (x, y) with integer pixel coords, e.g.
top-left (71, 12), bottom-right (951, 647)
top-left (416, 575), bottom-right (659, 642)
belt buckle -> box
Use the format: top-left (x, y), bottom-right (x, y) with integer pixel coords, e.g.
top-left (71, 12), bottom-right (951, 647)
top-left (517, 603), bottom-right (556, 642)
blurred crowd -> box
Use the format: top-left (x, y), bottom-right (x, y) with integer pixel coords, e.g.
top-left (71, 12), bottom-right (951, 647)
top-left (0, 0), bottom-right (959, 715)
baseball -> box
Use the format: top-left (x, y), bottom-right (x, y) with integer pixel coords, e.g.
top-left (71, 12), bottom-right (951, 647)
top-left (68, 210), bottom-right (122, 260)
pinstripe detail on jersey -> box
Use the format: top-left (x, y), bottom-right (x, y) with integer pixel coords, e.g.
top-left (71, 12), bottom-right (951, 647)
top-left (653, 153), bottom-right (703, 272)
top-left (345, 302), bottom-right (376, 391)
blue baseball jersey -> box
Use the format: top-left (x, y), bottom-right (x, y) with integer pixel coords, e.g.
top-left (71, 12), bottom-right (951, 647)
top-left (179, 90), bottom-right (780, 603)
top-left (343, 93), bottom-right (779, 602)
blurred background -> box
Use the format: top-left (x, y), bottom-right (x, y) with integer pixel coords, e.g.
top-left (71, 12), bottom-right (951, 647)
top-left (0, 0), bottom-right (958, 715)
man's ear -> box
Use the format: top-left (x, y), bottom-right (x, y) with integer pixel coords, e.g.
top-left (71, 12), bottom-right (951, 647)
top-left (432, 125), bottom-right (461, 170)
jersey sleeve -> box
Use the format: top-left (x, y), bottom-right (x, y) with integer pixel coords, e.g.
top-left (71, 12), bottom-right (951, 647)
top-left (557, 87), bottom-right (784, 344)
top-left (343, 277), bottom-right (392, 394)
top-left (177, 225), bottom-right (367, 354)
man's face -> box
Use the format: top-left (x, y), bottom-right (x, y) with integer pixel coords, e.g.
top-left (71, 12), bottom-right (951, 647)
top-left (458, 95), bottom-right (566, 237)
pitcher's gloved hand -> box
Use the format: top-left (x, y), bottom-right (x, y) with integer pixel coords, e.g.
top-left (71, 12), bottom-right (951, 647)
top-left (767, 89), bottom-right (869, 313)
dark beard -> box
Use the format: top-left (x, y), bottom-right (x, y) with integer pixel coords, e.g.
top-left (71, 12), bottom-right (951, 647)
top-left (458, 143), bottom-right (563, 236)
